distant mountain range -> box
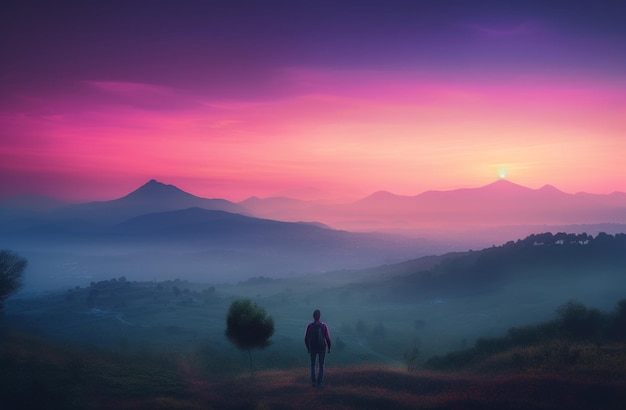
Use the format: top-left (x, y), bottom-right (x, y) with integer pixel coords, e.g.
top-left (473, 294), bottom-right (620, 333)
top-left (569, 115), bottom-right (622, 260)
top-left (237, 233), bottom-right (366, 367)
top-left (242, 179), bottom-right (626, 234)
top-left (0, 179), bottom-right (246, 225)
top-left (0, 181), bottom-right (442, 291)
top-left (54, 179), bottom-right (250, 225)
top-left (3, 178), bottom-right (626, 237)
top-left (2, 178), bottom-right (626, 292)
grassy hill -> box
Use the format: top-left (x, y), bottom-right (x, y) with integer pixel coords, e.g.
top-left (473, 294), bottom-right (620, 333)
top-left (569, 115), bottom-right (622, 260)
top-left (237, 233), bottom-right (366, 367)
top-left (2, 329), bottom-right (625, 410)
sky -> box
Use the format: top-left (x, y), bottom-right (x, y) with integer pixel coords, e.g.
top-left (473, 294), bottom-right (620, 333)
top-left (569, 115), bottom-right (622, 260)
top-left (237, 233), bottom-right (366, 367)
top-left (1, 0), bottom-right (625, 202)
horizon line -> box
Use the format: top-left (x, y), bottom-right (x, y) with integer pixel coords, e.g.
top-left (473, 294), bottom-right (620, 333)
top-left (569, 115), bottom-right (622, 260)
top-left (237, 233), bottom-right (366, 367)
top-left (3, 177), bottom-right (625, 205)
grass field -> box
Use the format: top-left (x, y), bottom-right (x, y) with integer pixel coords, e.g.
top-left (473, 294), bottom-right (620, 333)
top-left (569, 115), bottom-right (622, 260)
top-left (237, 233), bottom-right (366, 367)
top-left (2, 329), bottom-right (625, 410)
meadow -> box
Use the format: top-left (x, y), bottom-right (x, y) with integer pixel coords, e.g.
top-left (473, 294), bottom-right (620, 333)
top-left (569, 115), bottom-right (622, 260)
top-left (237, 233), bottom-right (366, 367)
top-left (2, 324), bottom-right (625, 409)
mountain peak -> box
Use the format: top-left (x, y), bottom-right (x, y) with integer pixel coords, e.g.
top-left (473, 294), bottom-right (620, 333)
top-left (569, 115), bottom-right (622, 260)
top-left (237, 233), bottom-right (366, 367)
top-left (142, 179), bottom-right (171, 190)
top-left (356, 190), bottom-right (404, 205)
top-left (479, 179), bottom-right (533, 194)
top-left (538, 184), bottom-right (563, 194)
top-left (122, 179), bottom-right (197, 202)
top-left (368, 190), bottom-right (397, 199)
top-left (482, 179), bottom-right (526, 188)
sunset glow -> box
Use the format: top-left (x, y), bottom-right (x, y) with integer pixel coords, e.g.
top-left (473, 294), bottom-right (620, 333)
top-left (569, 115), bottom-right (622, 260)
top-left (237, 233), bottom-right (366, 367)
top-left (1, 1), bottom-right (625, 202)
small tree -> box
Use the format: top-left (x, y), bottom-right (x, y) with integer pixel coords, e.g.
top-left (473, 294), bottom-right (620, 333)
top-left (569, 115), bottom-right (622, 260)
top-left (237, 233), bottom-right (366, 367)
top-left (556, 300), bottom-right (604, 341)
top-left (404, 345), bottom-right (420, 373)
top-left (0, 250), bottom-right (27, 310)
top-left (225, 298), bottom-right (274, 371)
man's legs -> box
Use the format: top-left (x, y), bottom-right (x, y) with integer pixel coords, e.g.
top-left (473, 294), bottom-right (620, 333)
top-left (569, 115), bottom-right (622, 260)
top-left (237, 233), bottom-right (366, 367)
top-left (316, 350), bottom-right (326, 387)
top-left (310, 353), bottom-right (317, 386)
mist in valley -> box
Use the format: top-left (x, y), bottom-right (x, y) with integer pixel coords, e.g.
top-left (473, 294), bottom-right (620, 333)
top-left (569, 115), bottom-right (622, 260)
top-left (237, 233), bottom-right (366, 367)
top-left (4, 231), bottom-right (625, 372)
top-left (7, 226), bottom-right (443, 295)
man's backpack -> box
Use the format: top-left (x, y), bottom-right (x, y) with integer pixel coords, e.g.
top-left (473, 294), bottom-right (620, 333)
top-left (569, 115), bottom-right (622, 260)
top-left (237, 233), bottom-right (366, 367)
top-left (308, 322), bottom-right (326, 352)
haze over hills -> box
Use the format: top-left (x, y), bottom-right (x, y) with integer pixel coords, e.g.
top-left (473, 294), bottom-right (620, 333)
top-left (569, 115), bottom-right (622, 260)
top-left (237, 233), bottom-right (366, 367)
top-left (355, 180), bottom-right (626, 228)
top-left (0, 194), bottom-right (67, 213)
top-left (3, 178), bottom-right (626, 231)
top-left (2, 178), bottom-right (626, 293)
top-left (3, 178), bottom-right (626, 243)
top-left (0, 180), bottom-right (246, 225)
top-left (0, 182), bottom-right (442, 292)
top-left (242, 179), bottom-right (626, 237)
top-left (49, 179), bottom-right (250, 225)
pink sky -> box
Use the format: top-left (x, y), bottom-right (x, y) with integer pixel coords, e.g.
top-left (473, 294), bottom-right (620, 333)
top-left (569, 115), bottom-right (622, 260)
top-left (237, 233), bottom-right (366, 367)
top-left (1, 1), bottom-right (625, 202)
top-left (2, 71), bottom-right (624, 202)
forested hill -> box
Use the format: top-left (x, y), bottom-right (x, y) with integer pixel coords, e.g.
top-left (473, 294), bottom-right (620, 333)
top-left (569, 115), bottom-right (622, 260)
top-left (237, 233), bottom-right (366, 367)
top-left (367, 232), bottom-right (626, 300)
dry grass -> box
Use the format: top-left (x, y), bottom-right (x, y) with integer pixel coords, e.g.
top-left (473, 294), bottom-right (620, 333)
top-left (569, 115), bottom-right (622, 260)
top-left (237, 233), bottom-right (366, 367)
top-left (174, 365), bottom-right (626, 410)
top-left (2, 330), bottom-right (626, 410)
top-left (480, 341), bottom-right (626, 378)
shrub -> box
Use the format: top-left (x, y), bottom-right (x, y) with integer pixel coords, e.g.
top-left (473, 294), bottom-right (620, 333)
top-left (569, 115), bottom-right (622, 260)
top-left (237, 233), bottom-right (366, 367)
top-left (556, 300), bottom-right (605, 340)
top-left (0, 250), bottom-right (27, 309)
top-left (225, 299), bottom-right (274, 371)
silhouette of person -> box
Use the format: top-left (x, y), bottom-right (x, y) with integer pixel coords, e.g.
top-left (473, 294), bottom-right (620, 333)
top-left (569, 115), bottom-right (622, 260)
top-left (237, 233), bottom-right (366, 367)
top-left (304, 309), bottom-right (331, 388)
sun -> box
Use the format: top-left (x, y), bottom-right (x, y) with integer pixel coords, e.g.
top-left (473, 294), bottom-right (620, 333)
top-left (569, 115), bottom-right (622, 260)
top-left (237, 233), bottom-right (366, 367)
top-left (497, 167), bottom-right (508, 179)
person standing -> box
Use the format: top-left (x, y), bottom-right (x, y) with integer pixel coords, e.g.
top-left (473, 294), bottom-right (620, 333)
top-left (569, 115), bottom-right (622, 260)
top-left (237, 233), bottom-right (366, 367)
top-left (304, 309), bottom-right (331, 388)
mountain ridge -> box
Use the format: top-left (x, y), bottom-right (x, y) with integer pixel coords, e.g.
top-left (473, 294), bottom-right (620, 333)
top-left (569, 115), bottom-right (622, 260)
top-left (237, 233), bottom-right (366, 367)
top-left (119, 179), bottom-right (197, 202)
top-left (247, 179), bottom-right (626, 232)
top-left (2, 178), bottom-right (626, 237)
top-left (45, 180), bottom-right (250, 224)
top-left (3, 178), bottom-right (625, 209)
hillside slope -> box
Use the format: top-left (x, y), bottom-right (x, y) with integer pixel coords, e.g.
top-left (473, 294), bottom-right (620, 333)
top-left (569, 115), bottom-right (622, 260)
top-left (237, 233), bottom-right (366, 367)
top-left (1, 331), bottom-right (624, 410)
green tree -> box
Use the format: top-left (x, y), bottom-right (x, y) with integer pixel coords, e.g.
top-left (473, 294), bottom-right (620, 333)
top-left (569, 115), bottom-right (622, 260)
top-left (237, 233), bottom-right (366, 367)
top-left (225, 298), bottom-right (274, 371)
top-left (0, 250), bottom-right (27, 310)
top-left (556, 300), bottom-right (604, 341)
